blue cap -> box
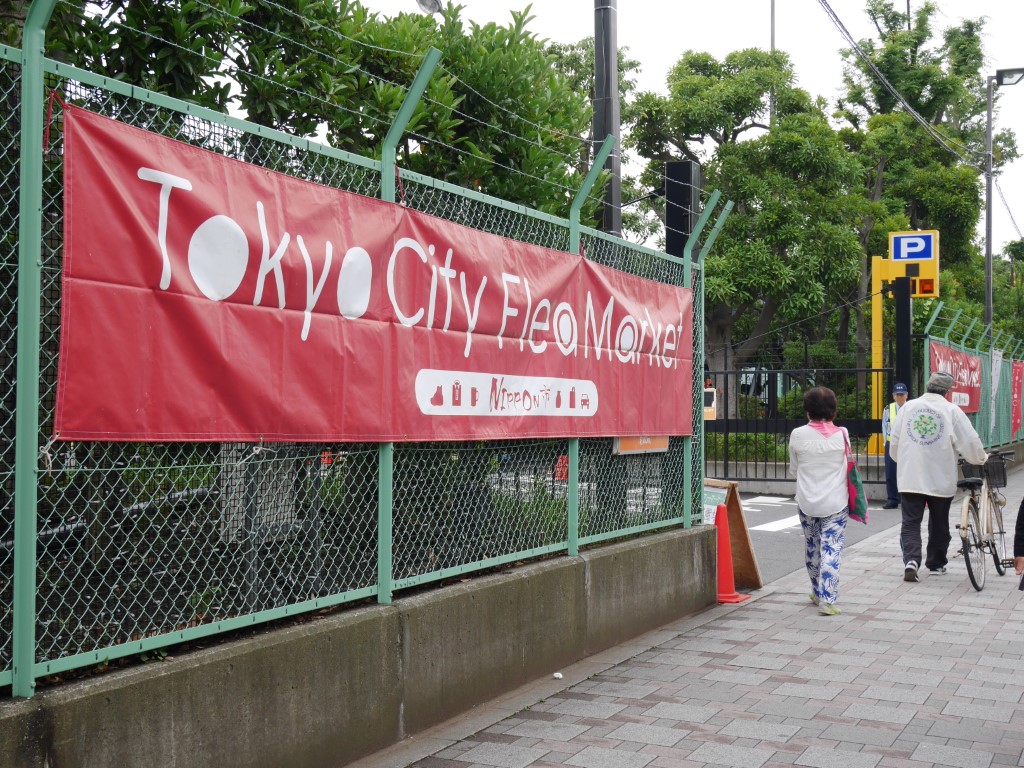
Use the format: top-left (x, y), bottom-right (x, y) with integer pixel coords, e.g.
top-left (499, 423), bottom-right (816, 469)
top-left (892, 382), bottom-right (908, 394)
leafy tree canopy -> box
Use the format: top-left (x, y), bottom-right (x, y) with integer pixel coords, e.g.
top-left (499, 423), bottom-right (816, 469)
top-left (36, 0), bottom-right (597, 219)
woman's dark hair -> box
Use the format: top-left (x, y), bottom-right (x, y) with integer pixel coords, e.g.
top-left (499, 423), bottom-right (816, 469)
top-left (803, 386), bottom-right (838, 421)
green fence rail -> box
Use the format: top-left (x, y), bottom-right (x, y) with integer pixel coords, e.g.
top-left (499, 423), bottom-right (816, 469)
top-left (0, 20), bottom-right (722, 697)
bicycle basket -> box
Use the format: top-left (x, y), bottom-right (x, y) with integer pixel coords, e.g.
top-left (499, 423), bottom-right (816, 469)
top-left (961, 456), bottom-right (1007, 488)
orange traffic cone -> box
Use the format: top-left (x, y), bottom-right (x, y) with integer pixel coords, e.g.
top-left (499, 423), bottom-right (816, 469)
top-left (715, 503), bottom-right (749, 604)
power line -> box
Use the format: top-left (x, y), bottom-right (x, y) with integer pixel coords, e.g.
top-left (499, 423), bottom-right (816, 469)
top-left (815, 0), bottom-right (983, 169)
top-left (995, 179), bottom-right (1023, 241)
top-left (703, 287), bottom-right (890, 362)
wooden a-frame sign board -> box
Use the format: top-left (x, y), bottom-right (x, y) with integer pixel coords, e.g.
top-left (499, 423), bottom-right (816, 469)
top-left (703, 478), bottom-right (763, 591)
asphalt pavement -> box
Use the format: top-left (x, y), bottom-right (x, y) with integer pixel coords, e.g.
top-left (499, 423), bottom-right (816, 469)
top-left (353, 470), bottom-right (1024, 768)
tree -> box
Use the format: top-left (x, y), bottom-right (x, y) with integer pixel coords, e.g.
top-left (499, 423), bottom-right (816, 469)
top-left (41, 0), bottom-right (598, 220)
top-left (629, 48), bottom-right (865, 371)
top-left (835, 0), bottom-right (1018, 365)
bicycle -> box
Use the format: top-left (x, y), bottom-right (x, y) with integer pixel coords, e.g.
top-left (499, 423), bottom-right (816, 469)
top-left (956, 451), bottom-right (1014, 591)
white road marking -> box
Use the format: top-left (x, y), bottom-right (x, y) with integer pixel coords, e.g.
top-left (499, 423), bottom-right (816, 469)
top-left (746, 495), bottom-right (792, 504)
top-left (750, 514), bottom-right (801, 532)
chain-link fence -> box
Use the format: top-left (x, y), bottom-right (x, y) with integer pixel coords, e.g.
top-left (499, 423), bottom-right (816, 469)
top-left (923, 303), bottom-right (1024, 449)
top-left (1, 44), bottom-right (706, 695)
top-left (0, 48), bottom-right (21, 690)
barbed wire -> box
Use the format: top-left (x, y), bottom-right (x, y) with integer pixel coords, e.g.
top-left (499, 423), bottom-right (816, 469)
top-left (404, 130), bottom-right (580, 199)
top-left (57, 0), bottom-right (598, 208)
top-left (55, 0), bottom-right (393, 133)
top-left (703, 286), bottom-right (891, 363)
top-left (201, 0), bottom-right (591, 170)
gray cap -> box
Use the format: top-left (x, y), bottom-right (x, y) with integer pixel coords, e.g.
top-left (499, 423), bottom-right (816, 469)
top-left (927, 371), bottom-right (955, 393)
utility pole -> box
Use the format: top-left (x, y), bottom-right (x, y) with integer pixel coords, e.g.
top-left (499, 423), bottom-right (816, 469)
top-left (593, 0), bottom-right (620, 236)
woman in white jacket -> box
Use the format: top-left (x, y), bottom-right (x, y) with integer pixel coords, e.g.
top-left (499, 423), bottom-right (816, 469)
top-left (788, 387), bottom-right (849, 616)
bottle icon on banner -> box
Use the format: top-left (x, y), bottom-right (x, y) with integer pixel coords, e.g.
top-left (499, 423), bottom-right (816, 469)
top-left (430, 385), bottom-right (444, 406)
top-left (470, 387), bottom-right (479, 407)
top-left (569, 386), bottom-right (576, 409)
top-left (556, 391), bottom-right (562, 408)
top-left (452, 381), bottom-right (462, 406)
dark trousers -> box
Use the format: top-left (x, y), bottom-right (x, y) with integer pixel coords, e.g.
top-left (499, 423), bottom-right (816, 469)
top-left (884, 442), bottom-right (899, 505)
top-left (900, 492), bottom-right (954, 569)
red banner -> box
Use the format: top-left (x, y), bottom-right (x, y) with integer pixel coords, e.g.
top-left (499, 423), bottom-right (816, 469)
top-left (1013, 361), bottom-right (1024, 437)
top-left (929, 342), bottom-right (982, 413)
top-left (55, 108), bottom-right (693, 442)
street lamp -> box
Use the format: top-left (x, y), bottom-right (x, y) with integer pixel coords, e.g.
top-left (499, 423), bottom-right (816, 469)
top-left (985, 67), bottom-right (1024, 329)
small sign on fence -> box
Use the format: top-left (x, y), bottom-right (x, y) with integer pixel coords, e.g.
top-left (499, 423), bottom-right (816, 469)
top-left (612, 436), bottom-right (670, 455)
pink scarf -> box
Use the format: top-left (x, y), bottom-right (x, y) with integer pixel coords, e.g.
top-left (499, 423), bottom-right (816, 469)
top-left (808, 419), bottom-right (841, 438)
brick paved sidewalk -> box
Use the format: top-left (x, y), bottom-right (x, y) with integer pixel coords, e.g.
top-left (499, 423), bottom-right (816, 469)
top-left (356, 479), bottom-right (1024, 768)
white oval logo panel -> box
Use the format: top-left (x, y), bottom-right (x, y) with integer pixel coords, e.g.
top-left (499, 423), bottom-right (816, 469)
top-left (188, 215), bottom-right (248, 301)
top-left (337, 246), bottom-right (372, 319)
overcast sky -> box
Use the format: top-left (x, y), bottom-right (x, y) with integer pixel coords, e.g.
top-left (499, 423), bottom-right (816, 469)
top-left (363, 0), bottom-right (1024, 255)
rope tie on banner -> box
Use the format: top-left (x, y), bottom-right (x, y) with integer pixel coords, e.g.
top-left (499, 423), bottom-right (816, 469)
top-left (43, 88), bottom-right (67, 154)
top-left (395, 166), bottom-right (407, 207)
top-left (38, 434), bottom-right (57, 477)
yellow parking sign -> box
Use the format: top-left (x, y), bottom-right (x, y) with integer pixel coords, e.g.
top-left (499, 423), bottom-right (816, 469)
top-left (889, 230), bottom-right (939, 298)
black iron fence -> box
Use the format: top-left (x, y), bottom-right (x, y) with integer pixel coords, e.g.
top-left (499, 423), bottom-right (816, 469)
top-left (704, 367), bottom-right (894, 485)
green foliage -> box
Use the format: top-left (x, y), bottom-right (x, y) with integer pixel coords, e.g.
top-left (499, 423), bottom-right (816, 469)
top-left (704, 432), bottom-right (789, 462)
top-left (783, 340), bottom-right (856, 369)
top-left (45, 1), bottom-right (595, 219)
top-left (629, 46), bottom-right (864, 367)
top-left (491, 477), bottom-right (567, 549)
top-left (837, 0), bottom-right (1012, 292)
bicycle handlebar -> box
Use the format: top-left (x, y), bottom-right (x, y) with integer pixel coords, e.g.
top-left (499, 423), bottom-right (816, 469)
top-left (958, 451), bottom-right (1015, 465)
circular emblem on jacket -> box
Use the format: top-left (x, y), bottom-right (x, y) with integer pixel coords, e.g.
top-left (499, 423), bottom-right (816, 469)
top-left (908, 407), bottom-right (945, 446)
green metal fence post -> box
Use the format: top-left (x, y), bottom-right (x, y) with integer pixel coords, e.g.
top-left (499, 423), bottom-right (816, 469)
top-left (376, 48), bottom-right (438, 599)
top-left (941, 310), bottom-right (961, 343)
top-left (681, 191), bottom-right (722, 528)
top-left (683, 191), bottom-right (721, 265)
top-left (377, 442), bottom-right (394, 604)
top-left (569, 136), bottom-right (615, 254)
top-left (566, 134), bottom-right (613, 552)
top-left (698, 202), bottom-right (735, 262)
top-left (921, 302), bottom-right (944, 335)
top-left (923, 335), bottom-right (930, 385)
top-left (567, 439), bottom-right (579, 556)
top-left (960, 319), bottom-right (978, 346)
top-left (975, 324), bottom-right (992, 351)
top-left (12, 0), bottom-right (59, 700)
top-left (381, 47), bottom-right (441, 204)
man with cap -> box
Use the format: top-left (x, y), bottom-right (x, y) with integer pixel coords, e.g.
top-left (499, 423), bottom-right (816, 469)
top-left (889, 370), bottom-right (987, 582)
top-left (881, 382), bottom-right (909, 508)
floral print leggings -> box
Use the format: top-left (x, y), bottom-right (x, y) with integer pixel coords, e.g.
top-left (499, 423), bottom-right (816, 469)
top-left (799, 509), bottom-right (848, 605)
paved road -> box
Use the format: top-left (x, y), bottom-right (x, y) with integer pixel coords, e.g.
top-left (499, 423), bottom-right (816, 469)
top-left (740, 494), bottom-right (904, 586)
top-left (355, 471), bottom-right (1024, 768)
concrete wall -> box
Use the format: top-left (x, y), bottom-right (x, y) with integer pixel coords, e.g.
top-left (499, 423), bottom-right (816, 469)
top-left (0, 526), bottom-right (715, 768)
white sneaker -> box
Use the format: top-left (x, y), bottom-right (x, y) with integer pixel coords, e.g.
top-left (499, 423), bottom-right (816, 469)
top-left (904, 561), bottom-right (919, 582)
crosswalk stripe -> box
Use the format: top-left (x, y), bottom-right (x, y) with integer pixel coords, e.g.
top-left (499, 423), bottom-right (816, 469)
top-left (750, 514), bottom-right (801, 532)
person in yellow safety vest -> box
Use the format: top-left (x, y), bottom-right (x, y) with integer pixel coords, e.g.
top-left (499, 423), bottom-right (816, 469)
top-left (881, 382), bottom-right (909, 509)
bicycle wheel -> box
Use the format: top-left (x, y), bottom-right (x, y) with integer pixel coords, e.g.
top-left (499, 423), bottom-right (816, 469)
top-left (990, 492), bottom-right (1008, 576)
top-left (961, 496), bottom-right (986, 591)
